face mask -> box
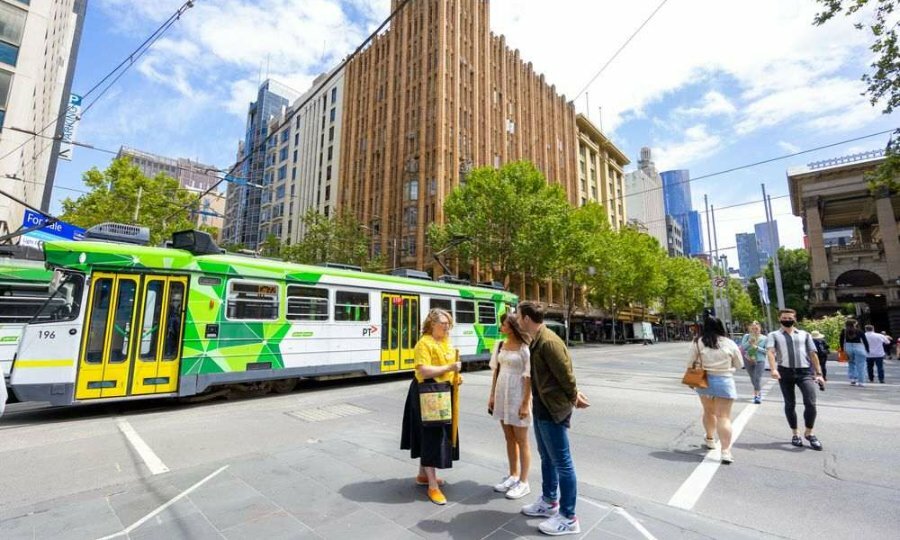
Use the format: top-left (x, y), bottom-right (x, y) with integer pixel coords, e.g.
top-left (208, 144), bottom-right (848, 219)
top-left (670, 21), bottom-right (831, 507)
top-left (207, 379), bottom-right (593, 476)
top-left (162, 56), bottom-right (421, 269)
top-left (781, 320), bottom-right (795, 328)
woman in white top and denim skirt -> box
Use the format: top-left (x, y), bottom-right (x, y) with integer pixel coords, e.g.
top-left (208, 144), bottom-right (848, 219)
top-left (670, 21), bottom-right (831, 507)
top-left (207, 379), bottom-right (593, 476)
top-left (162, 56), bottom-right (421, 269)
top-left (687, 316), bottom-right (744, 464)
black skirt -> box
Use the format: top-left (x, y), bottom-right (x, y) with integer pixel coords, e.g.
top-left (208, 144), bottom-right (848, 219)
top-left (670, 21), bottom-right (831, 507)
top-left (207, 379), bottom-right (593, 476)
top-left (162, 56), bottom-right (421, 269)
top-left (400, 378), bottom-right (460, 468)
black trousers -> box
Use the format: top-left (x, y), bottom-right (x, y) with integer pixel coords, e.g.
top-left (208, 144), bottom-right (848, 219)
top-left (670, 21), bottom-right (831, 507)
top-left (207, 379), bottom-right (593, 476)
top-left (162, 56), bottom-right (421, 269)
top-left (867, 357), bottom-right (885, 382)
top-left (778, 367), bottom-right (817, 430)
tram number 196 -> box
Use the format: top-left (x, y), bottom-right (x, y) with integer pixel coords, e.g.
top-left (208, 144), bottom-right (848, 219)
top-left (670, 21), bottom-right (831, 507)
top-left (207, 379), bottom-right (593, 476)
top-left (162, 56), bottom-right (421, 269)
top-left (39, 331), bottom-right (56, 340)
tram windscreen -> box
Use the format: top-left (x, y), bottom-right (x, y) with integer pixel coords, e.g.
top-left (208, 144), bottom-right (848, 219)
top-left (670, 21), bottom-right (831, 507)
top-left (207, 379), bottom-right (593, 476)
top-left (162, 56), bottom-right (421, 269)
top-left (29, 272), bottom-right (84, 324)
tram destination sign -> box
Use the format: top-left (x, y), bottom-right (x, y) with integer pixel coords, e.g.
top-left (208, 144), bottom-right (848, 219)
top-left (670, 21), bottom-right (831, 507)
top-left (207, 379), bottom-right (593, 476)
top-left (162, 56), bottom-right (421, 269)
top-left (19, 209), bottom-right (86, 248)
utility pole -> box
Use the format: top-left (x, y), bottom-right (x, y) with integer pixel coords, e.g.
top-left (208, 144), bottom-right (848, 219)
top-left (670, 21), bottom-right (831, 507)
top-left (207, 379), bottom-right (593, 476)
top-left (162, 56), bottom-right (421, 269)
top-left (133, 186), bottom-right (143, 223)
top-left (761, 184), bottom-right (785, 310)
top-left (711, 204), bottom-right (732, 331)
top-left (704, 195), bottom-right (718, 315)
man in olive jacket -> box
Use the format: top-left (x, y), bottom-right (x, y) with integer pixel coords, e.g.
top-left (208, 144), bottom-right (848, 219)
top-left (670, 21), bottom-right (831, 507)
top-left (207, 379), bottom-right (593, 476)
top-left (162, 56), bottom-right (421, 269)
top-left (517, 302), bottom-right (590, 536)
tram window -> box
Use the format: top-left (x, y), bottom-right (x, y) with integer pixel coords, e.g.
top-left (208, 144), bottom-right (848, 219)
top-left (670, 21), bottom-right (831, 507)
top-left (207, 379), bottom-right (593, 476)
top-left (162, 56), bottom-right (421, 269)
top-left (29, 273), bottom-right (84, 324)
top-left (85, 278), bottom-right (113, 364)
top-left (227, 280), bottom-right (279, 320)
top-left (429, 298), bottom-right (452, 313)
top-left (0, 282), bottom-right (50, 323)
top-left (335, 291), bottom-right (370, 321)
top-left (477, 302), bottom-right (497, 325)
top-left (163, 282), bottom-right (185, 360)
top-left (109, 279), bottom-right (138, 364)
top-left (286, 285), bottom-right (329, 321)
top-left (139, 281), bottom-right (164, 360)
top-left (455, 300), bottom-right (475, 324)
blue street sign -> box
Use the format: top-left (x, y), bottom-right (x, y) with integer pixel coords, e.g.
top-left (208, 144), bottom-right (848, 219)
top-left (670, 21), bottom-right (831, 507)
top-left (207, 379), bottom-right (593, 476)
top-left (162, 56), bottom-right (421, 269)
top-left (22, 209), bottom-right (85, 241)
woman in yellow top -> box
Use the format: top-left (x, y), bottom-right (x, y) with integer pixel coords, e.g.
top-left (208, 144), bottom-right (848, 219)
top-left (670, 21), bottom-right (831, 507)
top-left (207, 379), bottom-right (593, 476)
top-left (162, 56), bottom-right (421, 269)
top-left (400, 308), bottom-right (462, 505)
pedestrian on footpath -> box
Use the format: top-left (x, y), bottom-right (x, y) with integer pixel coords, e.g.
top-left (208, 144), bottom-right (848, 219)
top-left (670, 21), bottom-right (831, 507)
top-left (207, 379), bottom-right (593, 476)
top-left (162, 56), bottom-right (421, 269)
top-left (839, 319), bottom-right (868, 387)
top-left (691, 316), bottom-right (743, 464)
top-left (400, 308), bottom-right (462, 506)
top-left (766, 309), bottom-right (825, 450)
top-left (882, 331), bottom-right (894, 360)
top-left (517, 302), bottom-right (590, 536)
top-left (810, 331), bottom-right (830, 381)
top-left (488, 312), bottom-right (533, 500)
top-left (864, 325), bottom-right (887, 384)
top-left (739, 321), bottom-right (767, 404)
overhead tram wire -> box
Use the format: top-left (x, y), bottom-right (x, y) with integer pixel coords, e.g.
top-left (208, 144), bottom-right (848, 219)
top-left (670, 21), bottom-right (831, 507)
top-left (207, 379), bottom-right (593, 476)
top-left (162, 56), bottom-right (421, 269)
top-left (573, 0), bottom-right (671, 101)
top-left (162, 0), bottom-right (416, 223)
top-left (0, 1), bottom-right (197, 165)
top-left (602, 128), bottom-right (897, 211)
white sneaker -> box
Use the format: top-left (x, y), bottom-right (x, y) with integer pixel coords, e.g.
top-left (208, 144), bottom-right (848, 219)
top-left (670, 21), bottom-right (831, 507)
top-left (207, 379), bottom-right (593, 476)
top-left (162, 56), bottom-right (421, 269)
top-left (704, 437), bottom-right (718, 450)
top-left (493, 475), bottom-right (519, 493)
top-left (505, 481), bottom-right (531, 499)
top-left (521, 496), bottom-right (559, 517)
top-left (538, 514), bottom-right (581, 536)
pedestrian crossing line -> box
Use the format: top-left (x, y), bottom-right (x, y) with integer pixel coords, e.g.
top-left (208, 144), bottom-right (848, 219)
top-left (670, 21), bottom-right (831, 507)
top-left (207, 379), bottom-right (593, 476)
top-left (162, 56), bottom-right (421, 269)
top-left (116, 419), bottom-right (169, 475)
top-left (95, 465), bottom-right (229, 540)
top-left (666, 380), bottom-right (776, 511)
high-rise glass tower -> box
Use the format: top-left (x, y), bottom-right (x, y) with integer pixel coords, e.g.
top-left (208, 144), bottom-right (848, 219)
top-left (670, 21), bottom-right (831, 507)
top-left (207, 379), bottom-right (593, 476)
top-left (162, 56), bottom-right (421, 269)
top-left (736, 232), bottom-right (762, 278)
top-left (660, 170), bottom-right (704, 256)
top-left (222, 80), bottom-right (296, 248)
top-left (755, 220), bottom-right (781, 262)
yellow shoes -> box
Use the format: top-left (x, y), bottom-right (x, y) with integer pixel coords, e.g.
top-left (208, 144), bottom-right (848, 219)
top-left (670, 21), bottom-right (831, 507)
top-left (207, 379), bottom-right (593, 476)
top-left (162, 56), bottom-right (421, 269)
top-left (427, 487), bottom-right (447, 505)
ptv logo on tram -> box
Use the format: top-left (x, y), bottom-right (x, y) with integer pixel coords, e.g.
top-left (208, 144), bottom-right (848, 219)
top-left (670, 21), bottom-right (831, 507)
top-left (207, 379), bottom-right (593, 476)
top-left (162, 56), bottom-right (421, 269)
top-left (362, 325), bottom-right (379, 337)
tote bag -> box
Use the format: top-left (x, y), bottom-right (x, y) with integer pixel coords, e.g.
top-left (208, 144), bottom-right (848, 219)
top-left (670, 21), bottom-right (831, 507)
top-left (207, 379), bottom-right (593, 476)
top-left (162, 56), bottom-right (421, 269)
top-left (419, 381), bottom-right (452, 425)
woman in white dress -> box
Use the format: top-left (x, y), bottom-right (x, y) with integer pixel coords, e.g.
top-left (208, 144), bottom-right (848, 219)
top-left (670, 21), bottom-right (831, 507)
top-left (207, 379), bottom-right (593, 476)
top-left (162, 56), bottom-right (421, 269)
top-left (488, 312), bottom-right (532, 499)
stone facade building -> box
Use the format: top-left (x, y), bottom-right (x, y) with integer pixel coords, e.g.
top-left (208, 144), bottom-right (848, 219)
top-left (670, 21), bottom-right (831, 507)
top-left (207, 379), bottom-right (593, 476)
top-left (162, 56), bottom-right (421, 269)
top-left (788, 150), bottom-right (900, 332)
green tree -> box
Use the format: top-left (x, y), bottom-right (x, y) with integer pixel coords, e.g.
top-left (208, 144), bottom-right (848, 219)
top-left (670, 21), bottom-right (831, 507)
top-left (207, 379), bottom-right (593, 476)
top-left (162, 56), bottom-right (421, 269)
top-left (555, 202), bottom-right (614, 327)
top-left (587, 226), bottom-right (666, 339)
top-left (814, 1), bottom-right (900, 192)
top-left (747, 248), bottom-right (812, 319)
top-left (801, 311), bottom-right (849, 350)
top-left (260, 234), bottom-right (281, 257)
top-left (428, 161), bottom-right (570, 285)
top-left (281, 210), bottom-right (384, 272)
top-left (726, 279), bottom-right (760, 327)
top-left (660, 256), bottom-right (711, 327)
top-left (60, 157), bottom-right (198, 245)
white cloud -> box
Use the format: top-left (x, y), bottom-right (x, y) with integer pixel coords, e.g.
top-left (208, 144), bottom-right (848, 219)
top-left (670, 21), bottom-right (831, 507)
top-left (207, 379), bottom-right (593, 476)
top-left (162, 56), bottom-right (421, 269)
top-left (654, 125), bottom-right (722, 170)
top-left (489, 0), bottom-right (873, 137)
top-left (675, 91), bottom-right (737, 118)
top-left (778, 141), bottom-right (801, 154)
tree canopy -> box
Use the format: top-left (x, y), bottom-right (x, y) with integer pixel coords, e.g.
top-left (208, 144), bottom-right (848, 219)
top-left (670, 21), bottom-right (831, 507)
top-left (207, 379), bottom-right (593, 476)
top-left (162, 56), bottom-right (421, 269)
top-left (428, 161), bottom-right (570, 285)
top-left (280, 210), bottom-right (384, 272)
top-left (60, 157), bottom-right (200, 245)
top-left (747, 248), bottom-right (812, 320)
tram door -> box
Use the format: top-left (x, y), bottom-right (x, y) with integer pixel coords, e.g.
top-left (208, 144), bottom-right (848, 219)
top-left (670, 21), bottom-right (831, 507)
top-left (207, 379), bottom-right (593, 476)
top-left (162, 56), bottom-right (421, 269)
top-left (380, 294), bottom-right (419, 372)
top-left (75, 273), bottom-right (187, 399)
top-left (130, 276), bottom-right (187, 395)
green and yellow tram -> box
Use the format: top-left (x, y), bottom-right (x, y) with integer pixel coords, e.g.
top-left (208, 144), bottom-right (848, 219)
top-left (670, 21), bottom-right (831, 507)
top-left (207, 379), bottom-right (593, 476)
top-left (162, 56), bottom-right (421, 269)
top-left (9, 230), bottom-right (517, 406)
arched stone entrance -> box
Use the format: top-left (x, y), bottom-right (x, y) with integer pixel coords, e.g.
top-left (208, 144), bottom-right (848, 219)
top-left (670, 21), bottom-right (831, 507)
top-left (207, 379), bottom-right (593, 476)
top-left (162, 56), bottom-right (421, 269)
top-left (834, 270), bottom-right (890, 331)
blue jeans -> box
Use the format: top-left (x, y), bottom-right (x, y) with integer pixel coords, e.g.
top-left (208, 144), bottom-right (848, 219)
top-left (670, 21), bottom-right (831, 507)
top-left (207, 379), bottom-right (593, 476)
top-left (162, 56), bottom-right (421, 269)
top-left (533, 417), bottom-right (577, 518)
top-left (844, 343), bottom-right (867, 383)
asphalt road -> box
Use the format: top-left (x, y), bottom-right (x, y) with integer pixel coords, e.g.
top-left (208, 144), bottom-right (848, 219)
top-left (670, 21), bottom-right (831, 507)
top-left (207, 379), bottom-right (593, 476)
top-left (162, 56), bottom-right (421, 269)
top-left (1, 341), bottom-right (898, 539)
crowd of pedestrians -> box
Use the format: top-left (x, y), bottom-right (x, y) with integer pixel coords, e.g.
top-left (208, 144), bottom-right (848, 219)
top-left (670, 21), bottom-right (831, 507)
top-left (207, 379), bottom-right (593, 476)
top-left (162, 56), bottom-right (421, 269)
top-left (400, 301), bottom-right (890, 535)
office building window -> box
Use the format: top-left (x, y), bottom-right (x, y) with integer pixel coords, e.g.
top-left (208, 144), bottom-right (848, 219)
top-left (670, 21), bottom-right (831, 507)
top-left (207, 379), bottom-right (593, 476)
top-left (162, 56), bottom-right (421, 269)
top-left (330, 108), bottom-right (336, 122)
top-left (327, 146), bottom-right (333, 161)
top-left (279, 147), bottom-right (288, 162)
top-left (329, 126), bottom-right (334, 142)
top-left (331, 87), bottom-right (338, 103)
top-left (0, 2), bottom-right (26, 66)
top-left (0, 69), bottom-right (11, 125)
top-left (278, 165), bottom-right (287, 181)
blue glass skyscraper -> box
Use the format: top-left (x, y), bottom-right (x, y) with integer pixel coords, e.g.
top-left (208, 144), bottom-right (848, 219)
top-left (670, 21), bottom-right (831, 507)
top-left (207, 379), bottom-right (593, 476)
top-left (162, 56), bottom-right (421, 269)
top-left (223, 80), bottom-right (295, 248)
top-left (736, 232), bottom-right (763, 278)
top-left (660, 170), bottom-right (705, 256)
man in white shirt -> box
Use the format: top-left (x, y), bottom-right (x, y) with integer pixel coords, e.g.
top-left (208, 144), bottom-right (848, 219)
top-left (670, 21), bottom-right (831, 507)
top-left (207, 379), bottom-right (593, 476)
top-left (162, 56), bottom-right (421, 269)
top-left (766, 308), bottom-right (825, 450)
top-left (863, 325), bottom-right (888, 384)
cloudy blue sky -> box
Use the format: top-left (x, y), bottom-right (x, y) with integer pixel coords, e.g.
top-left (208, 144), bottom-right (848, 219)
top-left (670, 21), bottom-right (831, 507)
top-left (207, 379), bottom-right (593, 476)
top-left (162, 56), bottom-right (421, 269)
top-left (53, 0), bottom-right (897, 271)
